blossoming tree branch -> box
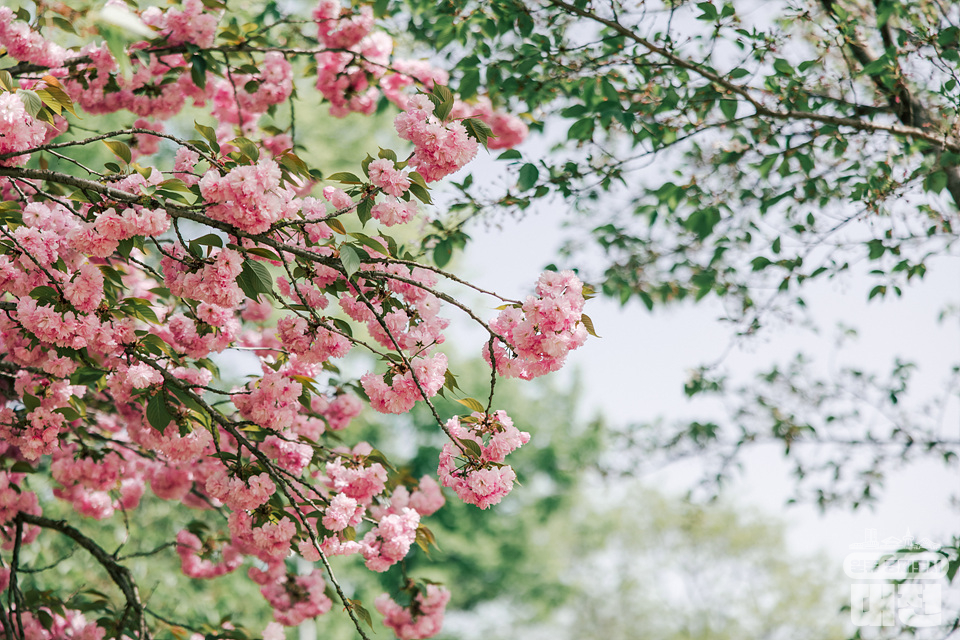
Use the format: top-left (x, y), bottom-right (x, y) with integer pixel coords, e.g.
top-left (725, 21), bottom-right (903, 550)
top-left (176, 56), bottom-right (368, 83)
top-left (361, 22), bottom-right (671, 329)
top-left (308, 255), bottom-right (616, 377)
top-left (0, 2), bottom-right (594, 639)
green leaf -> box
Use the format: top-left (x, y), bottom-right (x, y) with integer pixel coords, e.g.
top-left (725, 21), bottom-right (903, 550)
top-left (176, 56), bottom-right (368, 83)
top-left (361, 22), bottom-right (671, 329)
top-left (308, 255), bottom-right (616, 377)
top-left (279, 152), bottom-right (309, 177)
top-left (103, 140), bottom-right (132, 164)
top-left (924, 171), bottom-right (948, 193)
top-left (122, 297), bottom-right (159, 323)
top-left (773, 58), bottom-right (793, 76)
top-left (497, 149), bottom-right (522, 161)
top-left (697, 2), bottom-right (718, 20)
top-left (50, 15), bottom-right (77, 34)
top-left (246, 247), bottom-right (281, 261)
top-left (868, 285), bottom-right (886, 300)
top-left (55, 406), bottom-right (83, 422)
top-left (348, 600), bottom-right (374, 631)
top-left (462, 117), bottom-right (493, 147)
top-left (332, 318), bottom-right (353, 337)
top-left (191, 53), bottom-right (207, 89)
top-left (444, 369), bottom-right (462, 393)
top-left (340, 244), bottom-right (361, 278)
top-left (867, 239), bottom-right (885, 260)
top-left (518, 163), bottom-right (539, 192)
top-left (454, 397), bottom-right (486, 413)
top-left (568, 117), bottom-right (595, 141)
top-left (719, 99), bottom-right (738, 120)
top-left (357, 197), bottom-right (374, 225)
top-left (247, 260), bottom-right (274, 295)
top-left (327, 172), bottom-right (363, 184)
top-left (230, 137), bottom-right (259, 162)
top-left (408, 182), bottom-right (433, 205)
top-left (434, 98), bottom-right (454, 121)
top-left (194, 122), bottom-right (218, 147)
top-left (35, 89), bottom-right (62, 115)
top-left (433, 238), bottom-right (453, 267)
top-left (600, 79), bottom-right (621, 103)
top-left (349, 233), bottom-right (390, 256)
top-left (22, 393), bottom-right (41, 412)
top-left (430, 85), bottom-right (455, 121)
top-left (237, 260), bottom-right (274, 301)
top-left (580, 314), bottom-right (601, 338)
top-left (189, 233), bottom-right (223, 250)
top-left (415, 524), bottom-right (440, 554)
top-left (70, 367), bottom-right (105, 387)
top-left (377, 147), bottom-right (398, 162)
top-left (459, 69), bottom-right (480, 99)
top-left (30, 285), bottom-right (59, 303)
top-left (157, 178), bottom-right (194, 193)
top-left (146, 393), bottom-right (173, 433)
top-left (17, 89), bottom-right (43, 118)
top-left (457, 437), bottom-right (484, 459)
top-left (432, 84), bottom-right (454, 104)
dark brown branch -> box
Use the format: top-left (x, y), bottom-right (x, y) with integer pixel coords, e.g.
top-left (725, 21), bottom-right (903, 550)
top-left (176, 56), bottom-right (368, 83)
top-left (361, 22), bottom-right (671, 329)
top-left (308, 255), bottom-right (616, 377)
top-left (8, 518), bottom-right (25, 640)
top-left (0, 128), bottom-right (220, 168)
top-left (15, 513), bottom-right (150, 639)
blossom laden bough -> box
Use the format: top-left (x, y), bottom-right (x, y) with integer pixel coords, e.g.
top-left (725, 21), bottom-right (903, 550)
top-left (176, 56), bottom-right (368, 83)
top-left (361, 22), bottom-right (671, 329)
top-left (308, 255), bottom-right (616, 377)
top-left (0, 3), bottom-right (580, 640)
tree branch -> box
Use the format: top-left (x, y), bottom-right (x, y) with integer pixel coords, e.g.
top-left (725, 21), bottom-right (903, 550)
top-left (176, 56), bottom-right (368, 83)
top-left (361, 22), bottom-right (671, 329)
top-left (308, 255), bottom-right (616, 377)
top-left (818, 0), bottom-right (960, 208)
top-left (546, 0), bottom-right (960, 157)
top-left (14, 513), bottom-right (150, 639)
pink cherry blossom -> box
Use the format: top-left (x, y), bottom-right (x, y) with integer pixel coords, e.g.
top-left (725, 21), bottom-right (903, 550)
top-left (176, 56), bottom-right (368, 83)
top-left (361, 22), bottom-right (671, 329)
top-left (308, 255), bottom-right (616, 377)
top-left (375, 585), bottom-right (451, 640)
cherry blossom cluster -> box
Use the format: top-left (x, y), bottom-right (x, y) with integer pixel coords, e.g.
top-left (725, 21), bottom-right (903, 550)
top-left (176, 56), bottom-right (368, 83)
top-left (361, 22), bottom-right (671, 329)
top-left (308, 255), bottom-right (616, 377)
top-left (162, 245), bottom-right (245, 308)
top-left (0, 96), bottom-right (47, 167)
top-left (310, 0), bottom-right (530, 153)
top-left (313, 0), bottom-right (386, 117)
top-left (487, 270), bottom-right (589, 380)
top-left (438, 410), bottom-right (530, 509)
top-left (395, 95), bottom-right (479, 183)
top-left (361, 353), bottom-right (448, 414)
top-left (376, 585), bottom-right (452, 640)
top-left (199, 159), bottom-right (300, 234)
top-left (2, 607), bottom-right (106, 640)
top-left (141, 0), bottom-right (219, 49)
top-left (368, 158), bottom-right (421, 226)
top-left (0, 471), bottom-right (41, 545)
top-left (260, 569), bottom-right (333, 626)
top-left (0, 7), bottom-right (69, 67)
top-left (0, 92), bottom-right (51, 167)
